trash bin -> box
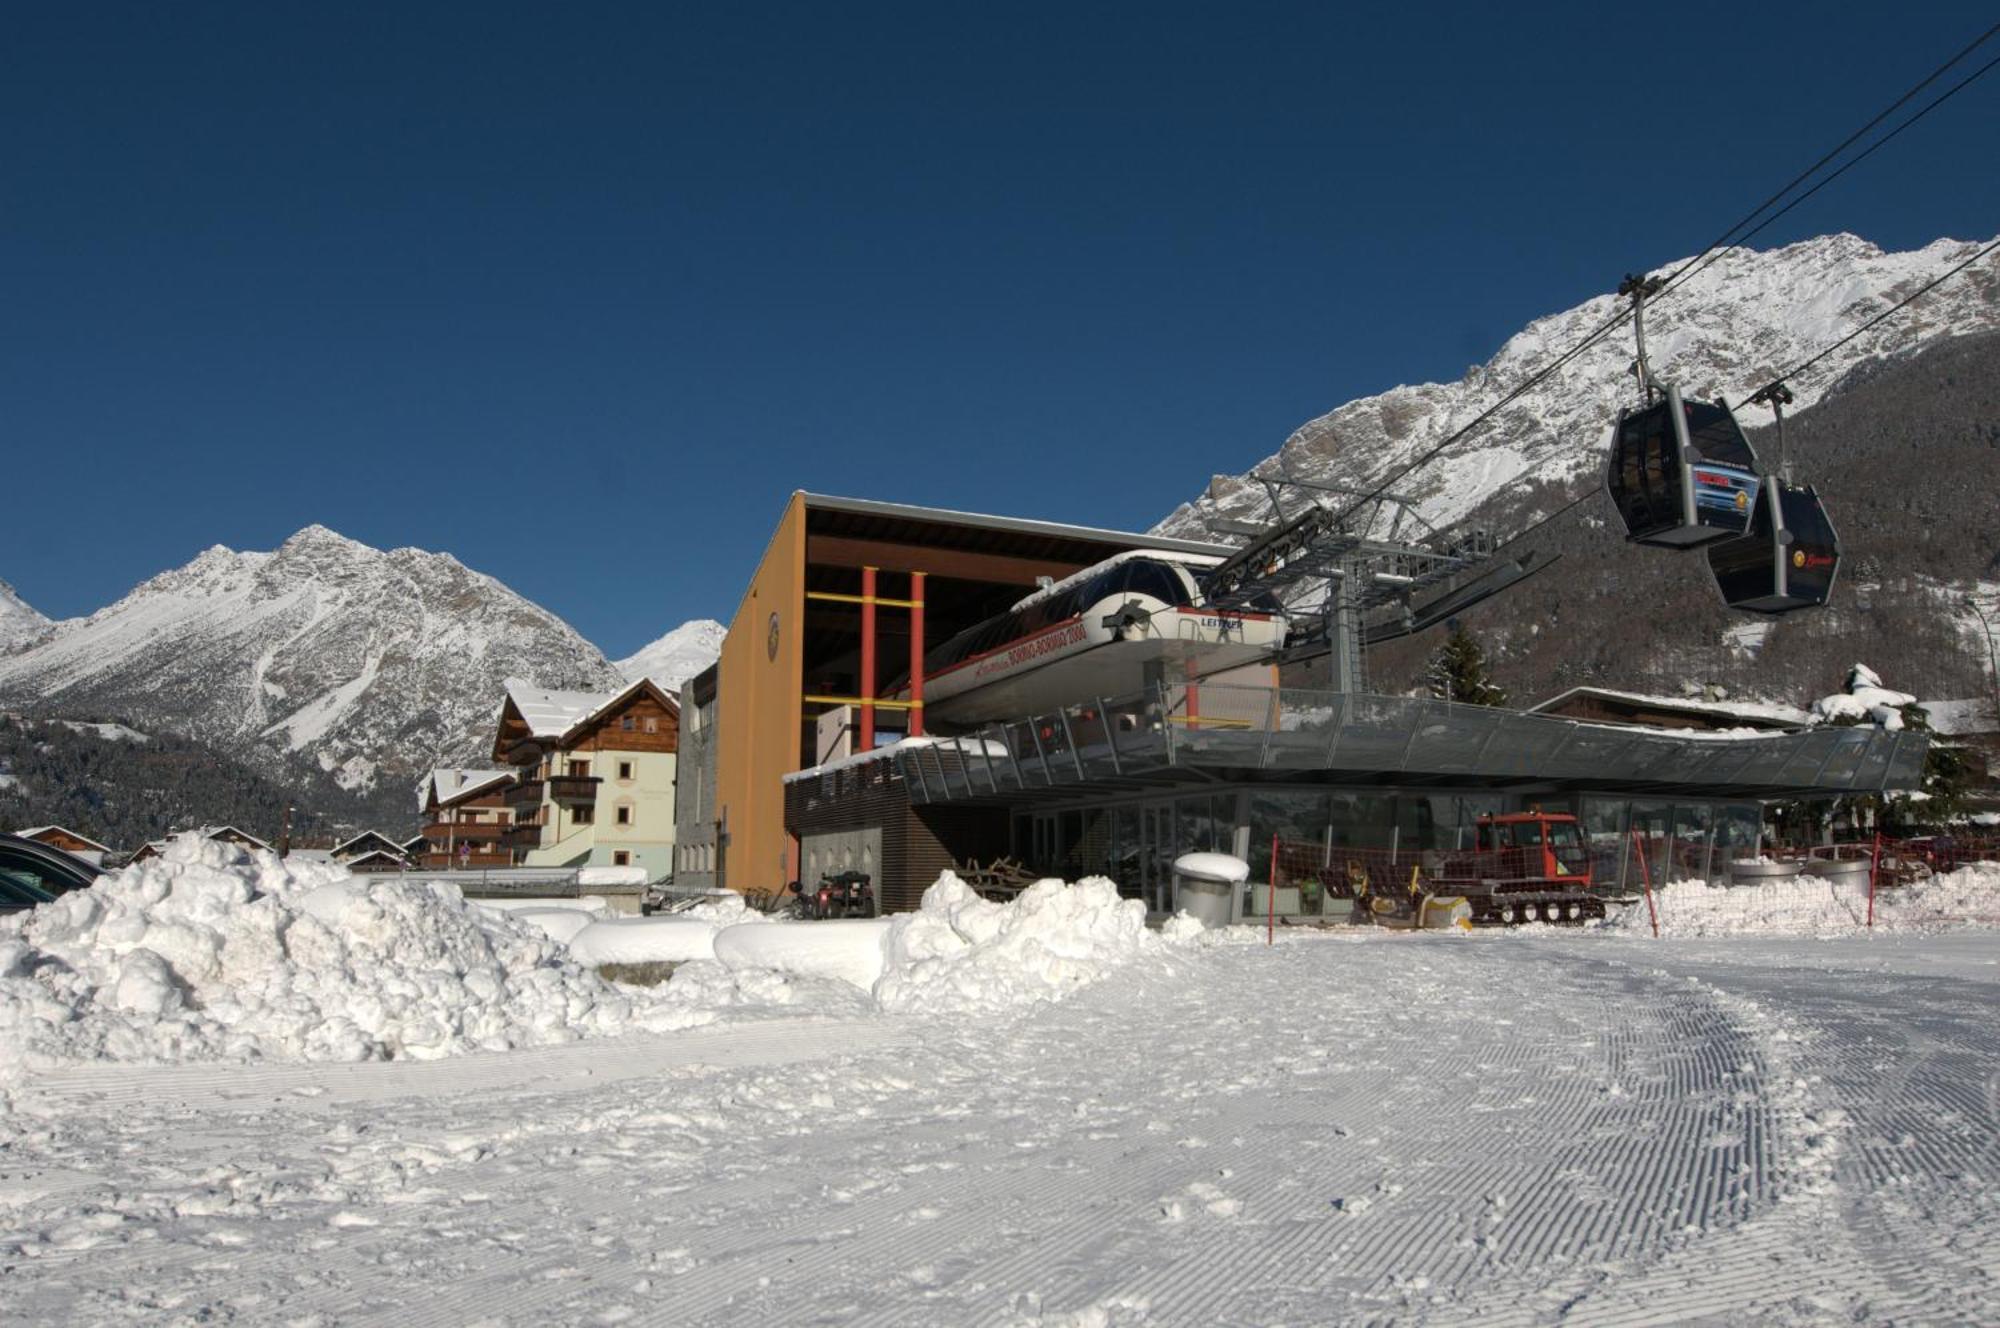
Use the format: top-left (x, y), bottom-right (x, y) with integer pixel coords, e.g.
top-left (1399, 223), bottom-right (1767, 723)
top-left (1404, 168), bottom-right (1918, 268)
top-left (1173, 852), bottom-right (1249, 929)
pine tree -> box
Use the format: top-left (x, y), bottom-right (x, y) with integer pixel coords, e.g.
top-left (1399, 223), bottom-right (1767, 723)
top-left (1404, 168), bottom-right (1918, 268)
top-left (1426, 624), bottom-right (1508, 707)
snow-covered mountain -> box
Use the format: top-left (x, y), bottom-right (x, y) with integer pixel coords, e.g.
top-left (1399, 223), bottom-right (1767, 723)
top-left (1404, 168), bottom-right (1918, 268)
top-left (0, 526), bottom-right (625, 795)
top-left (1157, 233), bottom-right (2000, 539)
top-left (616, 619), bottom-right (726, 693)
top-left (0, 578), bottom-right (51, 654)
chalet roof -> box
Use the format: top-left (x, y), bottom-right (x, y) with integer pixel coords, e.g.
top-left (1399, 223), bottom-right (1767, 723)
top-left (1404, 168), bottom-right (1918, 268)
top-left (332, 830), bottom-right (408, 858)
top-left (196, 825), bottom-right (273, 852)
top-left (553, 678), bottom-right (679, 747)
top-left (12, 825), bottom-right (113, 854)
top-left (341, 849), bottom-right (408, 869)
top-left (420, 767), bottom-right (516, 812)
top-left (1526, 686), bottom-right (1811, 731)
top-left (501, 679), bottom-right (618, 740)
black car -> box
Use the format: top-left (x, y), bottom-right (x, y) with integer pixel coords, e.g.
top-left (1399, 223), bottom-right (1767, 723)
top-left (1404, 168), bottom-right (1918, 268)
top-left (0, 833), bottom-right (103, 914)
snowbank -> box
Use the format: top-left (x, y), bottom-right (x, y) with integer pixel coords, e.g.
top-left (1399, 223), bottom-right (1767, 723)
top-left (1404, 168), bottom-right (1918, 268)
top-left (569, 916), bottom-right (722, 966)
top-left (474, 895), bottom-right (611, 915)
top-left (0, 837), bottom-right (705, 1081)
top-left (504, 906), bottom-right (601, 945)
top-left (713, 919), bottom-right (894, 990)
top-left (871, 873), bottom-right (1183, 1014)
top-left (577, 865), bottom-right (647, 887)
top-left (1605, 863), bottom-right (2000, 938)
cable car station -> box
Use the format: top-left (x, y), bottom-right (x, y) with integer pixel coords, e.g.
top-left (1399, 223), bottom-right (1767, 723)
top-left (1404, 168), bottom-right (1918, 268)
top-left (677, 484), bottom-right (1922, 920)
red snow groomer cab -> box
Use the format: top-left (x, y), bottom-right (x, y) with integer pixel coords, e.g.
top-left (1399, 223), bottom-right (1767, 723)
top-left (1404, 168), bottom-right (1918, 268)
top-left (1434, 811), bottom-right (1603, 925)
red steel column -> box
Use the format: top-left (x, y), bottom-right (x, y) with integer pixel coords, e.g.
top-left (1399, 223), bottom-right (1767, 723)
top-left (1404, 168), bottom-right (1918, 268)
top-left (908, 570), bottom-right (926, 738)
top-left (859, 565), bottom-right (877, 751)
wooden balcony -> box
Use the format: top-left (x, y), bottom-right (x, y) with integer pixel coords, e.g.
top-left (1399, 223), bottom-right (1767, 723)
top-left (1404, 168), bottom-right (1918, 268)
top-left (422, 820), bottom-right (506, 844)
top-left (505, 779), bottom-right (545, 810)
top-left (547, 774), bottom-right (600, 807)
top-left (502, 823), bottom-right (545, 851)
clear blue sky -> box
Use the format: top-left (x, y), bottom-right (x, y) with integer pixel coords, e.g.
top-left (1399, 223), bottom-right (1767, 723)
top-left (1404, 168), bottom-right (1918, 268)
top-left (4, 3), bottom-right (1995, 657)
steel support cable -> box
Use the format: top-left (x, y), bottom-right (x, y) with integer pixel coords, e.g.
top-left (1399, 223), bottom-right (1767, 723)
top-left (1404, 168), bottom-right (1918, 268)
top-left (1753, 232), bottom-right (2000, 397)
top-left (1214, 24), bottom-right (2000, 585)
top-left (1645, 22), bottom-right (2000, 304)
top-left (1645, 45), bottom-right (2000, 311)
top-left (1484, 232), bottom-right (1997, 561)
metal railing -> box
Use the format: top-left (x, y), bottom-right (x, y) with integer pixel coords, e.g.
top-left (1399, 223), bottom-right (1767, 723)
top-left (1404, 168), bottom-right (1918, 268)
top-left (893, 684), bottom-right (1929, 805)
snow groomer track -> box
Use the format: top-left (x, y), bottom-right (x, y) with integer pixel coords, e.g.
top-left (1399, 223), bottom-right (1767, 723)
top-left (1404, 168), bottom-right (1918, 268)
top-left (3, 930), bottom-right (1995, 1325)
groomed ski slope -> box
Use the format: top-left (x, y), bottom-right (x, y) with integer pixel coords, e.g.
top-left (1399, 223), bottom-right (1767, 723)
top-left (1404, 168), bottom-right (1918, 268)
top-left (3, 924), bottom-right (1994, 1325)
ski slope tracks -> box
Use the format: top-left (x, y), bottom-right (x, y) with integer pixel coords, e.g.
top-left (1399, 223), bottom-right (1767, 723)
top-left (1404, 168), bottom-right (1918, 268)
top-left (1, 860), bottom-right (1996, 1323)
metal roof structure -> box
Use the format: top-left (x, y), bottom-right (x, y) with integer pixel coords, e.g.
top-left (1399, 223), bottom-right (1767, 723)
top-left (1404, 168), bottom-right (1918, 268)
top-left (889, 684), bottom-right (1928, 806)
top-left (797, 492), bottom-right (1230, 560)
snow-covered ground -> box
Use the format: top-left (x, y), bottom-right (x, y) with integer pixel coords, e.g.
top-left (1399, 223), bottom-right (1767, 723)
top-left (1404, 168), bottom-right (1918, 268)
top-left (2, 851), bottom-right (1996, 1323)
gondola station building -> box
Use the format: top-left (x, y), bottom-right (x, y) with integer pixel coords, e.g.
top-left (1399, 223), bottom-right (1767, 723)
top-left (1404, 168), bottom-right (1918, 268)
top-left (677, 491), bottom-right (1924, 916)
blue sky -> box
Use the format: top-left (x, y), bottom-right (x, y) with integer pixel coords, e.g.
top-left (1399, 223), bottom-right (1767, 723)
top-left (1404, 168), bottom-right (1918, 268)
top-left (4, 3), bottom-right (1995, 657)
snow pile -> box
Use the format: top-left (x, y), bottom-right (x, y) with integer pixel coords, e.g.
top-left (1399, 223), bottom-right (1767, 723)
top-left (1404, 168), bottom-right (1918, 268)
top-left (0, 837), bottom-right (705, 1081)
top-left (570, 917), bottom-right (723, 966)
top-left (1812, 662), bottom-right (1917, 730)
top-left (1606, 863), bottom-right (2000, 937)
top-left (713, 919), bottom-right (893, 990)
top-left (871, 873), bottom-right (1184, 1015)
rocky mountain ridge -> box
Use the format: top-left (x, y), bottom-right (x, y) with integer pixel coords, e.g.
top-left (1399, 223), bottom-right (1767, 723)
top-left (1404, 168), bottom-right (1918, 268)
top-left (0, 527), bottom-right (631, 812)
top-left (1158, 233), bottom-right (2000, 541)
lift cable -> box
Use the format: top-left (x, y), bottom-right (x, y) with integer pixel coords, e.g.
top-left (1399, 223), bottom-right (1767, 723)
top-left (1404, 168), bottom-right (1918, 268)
top-left (1749, 232), bottom-right (2000, 399)
top-left (1643, 25), bottom-right (2000, 308)
top-left (1491, 232), bottom-right (1998, 561)
top-left (1356, 27), bottom-right (2000, 524)
top-left (1200, 23), bottom-right (2000, 604)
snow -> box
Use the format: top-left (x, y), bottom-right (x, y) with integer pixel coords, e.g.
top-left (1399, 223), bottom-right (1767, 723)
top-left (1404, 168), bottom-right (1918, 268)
top-left (713, 918), bottom-right (895, 989)
top-left (576, 864), bottom-right (647, 886)
top-left (781, 733), bottom-right (1009, 782)
top-left (0, 836), bottom-right (703, 1081)
top-left (1606, 863), bottom-right (2000, 938)
top-left (569, 916), bottom-right (722, 965)
top-left (872, 873), bottom-right (1181, 1014)
top-left (3, 860), bottom-right (1998, 1321)
top-left (55, 720), bottom-right (149, 743)
top-left (615, 617), bottom-right (725, 692)
top-left (0, 577), bottom-right (51, 654)
top-left (1172, 851), bottom-right (1250, 883)
top-left (499, 676), bottom-right (617, 739)
top-left (418, 766), bottom-right (512, 812)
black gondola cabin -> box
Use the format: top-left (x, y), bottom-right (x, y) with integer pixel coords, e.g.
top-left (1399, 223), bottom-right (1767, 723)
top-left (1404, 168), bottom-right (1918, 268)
top-left (1705, 480), bottom-right (1840, 614)
top-left (1606, 384), bottom-right (1763, 548)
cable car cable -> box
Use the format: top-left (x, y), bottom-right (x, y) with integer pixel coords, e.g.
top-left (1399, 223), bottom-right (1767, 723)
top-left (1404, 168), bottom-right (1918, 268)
top-left (1321, 25), bottom-right (2000, 527)
top-left (1749, 233), bottom-right (2000, 399)
top-left (1644, 25), bottom-right (2000, 307)
top-left (1209, 23), bottom-right (1997, 602)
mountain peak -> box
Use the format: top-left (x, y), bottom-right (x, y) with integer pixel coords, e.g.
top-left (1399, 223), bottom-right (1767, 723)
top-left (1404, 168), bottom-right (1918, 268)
top-left (616, 619), bottom-right (726, 692)
top-left (0, 577), bottom-right (53, 654)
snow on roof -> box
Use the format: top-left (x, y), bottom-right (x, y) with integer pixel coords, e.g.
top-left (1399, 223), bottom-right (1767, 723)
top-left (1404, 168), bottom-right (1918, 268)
top-left (502, 678), bottom-right (617, 740)
top-left (332, 831), bottom-right (407, 857)
top-left (421, 767), bottom-right (514, 811)
top-left (782, 735), bottom-right (1012, 783)
top-left (198, 825), bottom-right (272, 852)
top-left (1527, 686), bottom-right (1810, 728)
top-left (500, 677), bottom-right (676, 748)
top-left (11, 825), bottom-right (114, 853)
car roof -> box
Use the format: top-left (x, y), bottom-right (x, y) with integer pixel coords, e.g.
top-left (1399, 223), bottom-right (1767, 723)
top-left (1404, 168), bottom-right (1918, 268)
top-left (0, 833), bottom-right (107, 878)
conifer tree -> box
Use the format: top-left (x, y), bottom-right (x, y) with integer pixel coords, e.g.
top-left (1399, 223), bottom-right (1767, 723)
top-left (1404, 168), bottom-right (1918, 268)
top-left (1426, 624), bottom-right (1507, 707)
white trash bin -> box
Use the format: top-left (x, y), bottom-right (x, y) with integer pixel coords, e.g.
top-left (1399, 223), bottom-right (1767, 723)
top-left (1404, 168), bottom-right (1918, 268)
top-left (1173, 852), bottom-right (1249, 929)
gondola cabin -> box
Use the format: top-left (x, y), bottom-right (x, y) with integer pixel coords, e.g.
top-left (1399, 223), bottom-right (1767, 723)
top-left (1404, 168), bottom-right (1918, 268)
top-left (1605, 384), bottom-right (1763, 548)
top-left (886, 551), bottom-right (1288, 726)
top-left (1705, 480), bottom-right (1840, 614)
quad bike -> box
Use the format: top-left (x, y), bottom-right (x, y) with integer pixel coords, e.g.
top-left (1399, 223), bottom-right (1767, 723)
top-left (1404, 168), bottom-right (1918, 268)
top-left (786, 870), bottom-right (878, 920)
